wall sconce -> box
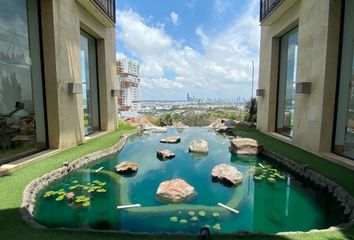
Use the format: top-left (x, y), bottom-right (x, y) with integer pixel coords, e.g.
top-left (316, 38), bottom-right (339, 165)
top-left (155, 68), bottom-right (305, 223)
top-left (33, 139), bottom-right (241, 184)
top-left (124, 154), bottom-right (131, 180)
top-left (296, 82), bottom-right (312, 94)
top-left (111, 89), bottom-right (120, 97)
top-left (256, 89), bottom-right (265, 97)
top-left (68, 83), bottom-right (82, 94)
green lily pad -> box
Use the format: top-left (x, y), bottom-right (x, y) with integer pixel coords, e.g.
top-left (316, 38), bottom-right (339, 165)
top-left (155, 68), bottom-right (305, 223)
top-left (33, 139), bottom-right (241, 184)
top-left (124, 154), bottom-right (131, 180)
top-left (253, 176), bottom-right (263, 181)
top-left (55, 195), bottom-right (65, 201)
top-left (72, 180), bottom-right (78, 184)
top-left (44, 191), bottom-right (55, 197)
top-left (268, 177), bottom-right (276, 184)
top-left (169, 216), bottom-right (178, 222)
top-left (188, 211), bottom-right (195, 216)
top-left (99, 182), bottom-right (106, 186)
top-left (204, 224), bottom-right (211, 229)
top-left (213, 223), bottom-right (221, 230)
top-left (191, 216), bottom-right (198, 221)
top-left (212, 212), bottom-right (220, 217)
top-left (97, 189), bottom-right (107, 193)
top-left (198, 211), bottom-right (206, 216)
top-left (82, 201), bottom-right (90, 207)
top-left (179, 219), bottom-right (187, 224)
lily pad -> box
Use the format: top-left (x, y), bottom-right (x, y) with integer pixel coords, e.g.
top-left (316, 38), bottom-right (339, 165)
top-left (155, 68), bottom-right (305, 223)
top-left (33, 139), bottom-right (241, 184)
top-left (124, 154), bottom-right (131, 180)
top-left (212, 212), bottom-right (220, 217)
top-left (268, 177), bottom-right (276, 184)
top-left (198, 211), bottom-right (206, 217)
top-left (179, 219), bottom-right (187, 224)
top-left (169, 216), bottom-right (178, 222)
top-left (44, 191), bottom-right (55, 197)
top-left (204, 224), bottom-right (211, 229)
top-left (253, 176), bottom-right (263, 181)
top-left (188, 211), bottom-right (195, 216)
top-left (55, 195), bottom-right (65, 201)
top-left (213, 223), bottom-right (221, 230)
top-left (191, 216), bottom-right (198, 221)
top-left (82, 201), bottom-right (90, 207)
top-left (72, 180), bottom-right (78, 184)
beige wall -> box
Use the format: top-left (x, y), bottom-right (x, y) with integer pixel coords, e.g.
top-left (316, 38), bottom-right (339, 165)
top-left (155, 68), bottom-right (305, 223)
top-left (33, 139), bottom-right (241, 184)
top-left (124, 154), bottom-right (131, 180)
top-left (40, 0), bottom-right (117, 149)
top-left (257, 0), bottom-right (341, 154)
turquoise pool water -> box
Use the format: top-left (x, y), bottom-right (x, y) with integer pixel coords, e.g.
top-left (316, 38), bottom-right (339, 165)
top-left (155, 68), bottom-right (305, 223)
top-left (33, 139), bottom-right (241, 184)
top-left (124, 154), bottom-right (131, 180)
top-left (33, 128), bottom-right (346, 234)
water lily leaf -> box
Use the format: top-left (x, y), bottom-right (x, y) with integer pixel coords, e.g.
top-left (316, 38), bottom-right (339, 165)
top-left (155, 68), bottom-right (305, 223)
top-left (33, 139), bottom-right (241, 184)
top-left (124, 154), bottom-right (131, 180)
top-left (169, 216), bottom-right (178, 222)
top-left (191, 216), bottom-right (198, 221)
top-left (99, 182), bottom-right (106, 186)
top-left (179, 219), bottom-right (187, 224)
top-left (82, 201), bottom-right (90, 207)
top-left (212, 212), bottom-right (220, 217)
top-left (268, 177), bottom-right (276, 184)
top-left (44, 191), bottom-right (55, 197)
top-left (204, 224), bottom-right (211, 229)
top-left (213, 223), bottom-right (221, 230)
top-left (72, 180), bottom-right (78, 184)
top-left (188, 211), bottom-right (195, 216)
top-left (55, 195), bottom-right (65, 201)
top-left (198, 211), bottom-right (206, 217)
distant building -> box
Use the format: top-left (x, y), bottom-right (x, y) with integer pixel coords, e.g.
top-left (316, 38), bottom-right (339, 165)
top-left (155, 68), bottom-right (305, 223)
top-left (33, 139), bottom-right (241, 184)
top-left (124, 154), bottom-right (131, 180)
top-left (117, 58), bottom-right (141, 112)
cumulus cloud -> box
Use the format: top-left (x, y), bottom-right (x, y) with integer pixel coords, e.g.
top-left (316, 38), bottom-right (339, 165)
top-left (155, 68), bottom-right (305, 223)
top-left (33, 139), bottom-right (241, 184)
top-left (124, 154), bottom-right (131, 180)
top-left (116, 0), bottom-right (260, 100)
top-left (170, 11), bottom-right (179, 26)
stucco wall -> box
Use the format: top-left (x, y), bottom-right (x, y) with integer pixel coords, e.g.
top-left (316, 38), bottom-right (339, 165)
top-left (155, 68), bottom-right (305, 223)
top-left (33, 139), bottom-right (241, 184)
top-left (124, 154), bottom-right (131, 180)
top-left (257, 0), bottom-right (341, 154)
top-left (40, 0), bottom-right (117, 149)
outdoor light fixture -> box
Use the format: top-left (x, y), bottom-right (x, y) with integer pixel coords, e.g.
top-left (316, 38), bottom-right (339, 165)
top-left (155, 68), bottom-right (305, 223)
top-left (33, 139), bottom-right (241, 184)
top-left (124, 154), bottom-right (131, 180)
top-left (68, 83), bottom-right (82, 94)
top-left (256, 89), bottom-right (265, 97)
top-left (296, 82), bottom-right (312, 94)
top-left (111, 89), bottom-right (120, 97)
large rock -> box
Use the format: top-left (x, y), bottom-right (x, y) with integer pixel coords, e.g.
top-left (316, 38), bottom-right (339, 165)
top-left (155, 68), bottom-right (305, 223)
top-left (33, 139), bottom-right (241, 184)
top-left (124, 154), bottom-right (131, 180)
top-left (115, 161), bottom-right (138, 174)
top-left (229, 138), bottom-right (263, 155)
top-left (157, 149), bottom-right (175, 159)
top-left (160, 136), bottom-right (181, 143)
top-left (156, 179), bottom-right (196, 203)
top-left (211, 164), bottom-right (243, 186)
top-left (152, 127), bottom-right (168, 133)
top-left (175, 121), bottom-right (188, 128)
top-left (189, 139), bottom-right (208, 153)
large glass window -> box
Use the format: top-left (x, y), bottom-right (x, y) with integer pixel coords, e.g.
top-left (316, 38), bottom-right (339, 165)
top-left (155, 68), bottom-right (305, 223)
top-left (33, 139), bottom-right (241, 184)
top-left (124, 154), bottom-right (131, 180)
top-left (0, 0), bottom-right (46, 163)
top-left (80, 31), bottom-right (99, 136)
top-left (276, 28), bottom-right (298, 137)
top-left (334, 0), bottom-right (354, 159)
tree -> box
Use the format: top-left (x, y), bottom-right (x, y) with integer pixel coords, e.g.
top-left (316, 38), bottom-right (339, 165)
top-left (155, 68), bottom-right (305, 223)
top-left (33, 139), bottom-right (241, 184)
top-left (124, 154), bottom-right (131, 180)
top-left (245, 98), bottom-right (257, 123)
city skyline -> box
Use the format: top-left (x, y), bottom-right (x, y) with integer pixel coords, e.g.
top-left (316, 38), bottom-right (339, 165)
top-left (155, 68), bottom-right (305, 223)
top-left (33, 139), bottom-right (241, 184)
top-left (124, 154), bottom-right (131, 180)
top-left (115, 0), bottom-right (260, 101)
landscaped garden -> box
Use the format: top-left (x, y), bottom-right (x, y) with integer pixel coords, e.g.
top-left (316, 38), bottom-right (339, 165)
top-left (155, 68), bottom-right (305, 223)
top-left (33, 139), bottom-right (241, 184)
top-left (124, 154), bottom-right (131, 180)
top-left (0, 121), bottom-right (354, 240)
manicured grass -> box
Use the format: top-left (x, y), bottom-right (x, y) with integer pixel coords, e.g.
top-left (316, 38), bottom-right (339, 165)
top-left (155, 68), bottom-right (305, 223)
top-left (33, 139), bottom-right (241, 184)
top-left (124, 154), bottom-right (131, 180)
top-left (0, 124), bottom-right (353, 240)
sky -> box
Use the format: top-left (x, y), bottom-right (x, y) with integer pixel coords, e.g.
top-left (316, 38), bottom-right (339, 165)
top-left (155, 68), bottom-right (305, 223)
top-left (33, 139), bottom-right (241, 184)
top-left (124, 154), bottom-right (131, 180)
top-left (116, 0), bottom-right (260, 101)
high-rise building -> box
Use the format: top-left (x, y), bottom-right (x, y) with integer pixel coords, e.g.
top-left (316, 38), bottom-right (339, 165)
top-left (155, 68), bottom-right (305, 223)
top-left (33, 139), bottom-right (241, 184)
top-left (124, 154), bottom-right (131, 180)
top-left (117, 58), bottom-right (141, 112)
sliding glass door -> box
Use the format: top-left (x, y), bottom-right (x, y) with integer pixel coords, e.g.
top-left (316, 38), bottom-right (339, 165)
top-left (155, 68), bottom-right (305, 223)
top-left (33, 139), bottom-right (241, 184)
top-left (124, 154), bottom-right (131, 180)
top-left (0, 0), bottom-right (46, 163)
top-left (334, 0), bottom-right (354, 159)
top-left (276, 28), bottom-right (298, 137)
top-left (80, 31), bottom-right (99, 136)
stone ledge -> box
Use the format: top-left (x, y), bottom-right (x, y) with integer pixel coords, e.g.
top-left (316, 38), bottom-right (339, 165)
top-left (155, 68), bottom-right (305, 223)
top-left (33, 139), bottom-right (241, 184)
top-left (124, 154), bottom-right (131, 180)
top-left (20, 130), bottom-right (139, 229)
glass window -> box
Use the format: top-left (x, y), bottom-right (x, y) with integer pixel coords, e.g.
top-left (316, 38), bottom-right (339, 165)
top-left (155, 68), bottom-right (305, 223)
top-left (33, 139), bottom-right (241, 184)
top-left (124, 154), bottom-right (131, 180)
top-left (0, 0), bottom-right (46, 163)
top-left (276, 27), bottom-right (298, 137)
top-left (334, 0), bottom-right (354, 159)
top-left (80, 31), bottom-right (99, 136)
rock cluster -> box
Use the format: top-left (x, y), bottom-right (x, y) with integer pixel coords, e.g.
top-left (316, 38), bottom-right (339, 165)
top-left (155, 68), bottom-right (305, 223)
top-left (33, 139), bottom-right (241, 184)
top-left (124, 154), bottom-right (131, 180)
top-left (152, 127), bottom-right (168, 133)
top-left (211, 164), bottom-right (243, 186)
top-left (157, 149), bottom-right (175, 159)
top-left (160, 136), bottom-right (181, 143)
top-left (229, 138), bottom-right (263, 155)
top-left (115, 161), bottom-right (139, 174)
top-left (156, 179), bottom-right (196, 203)
top-left (189, 139), bottom-right (208, 153)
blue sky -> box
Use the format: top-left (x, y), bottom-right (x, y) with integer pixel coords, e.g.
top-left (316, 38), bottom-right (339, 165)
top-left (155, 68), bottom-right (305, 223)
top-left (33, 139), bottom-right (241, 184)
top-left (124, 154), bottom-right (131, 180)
top-left (116, 0), bottom-right (260, 100)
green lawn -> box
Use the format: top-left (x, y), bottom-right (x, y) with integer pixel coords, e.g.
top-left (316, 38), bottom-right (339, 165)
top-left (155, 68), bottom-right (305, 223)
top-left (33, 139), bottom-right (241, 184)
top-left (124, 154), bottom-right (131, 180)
top-left (0, 124), bottom-right (353, 240)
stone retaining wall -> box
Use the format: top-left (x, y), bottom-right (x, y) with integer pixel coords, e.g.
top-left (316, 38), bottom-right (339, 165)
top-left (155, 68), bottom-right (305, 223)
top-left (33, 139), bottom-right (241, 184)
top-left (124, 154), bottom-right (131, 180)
top-left (20, 130), bottom-right (139, 228)
top-left (262, 150), bottom-right (354, 234)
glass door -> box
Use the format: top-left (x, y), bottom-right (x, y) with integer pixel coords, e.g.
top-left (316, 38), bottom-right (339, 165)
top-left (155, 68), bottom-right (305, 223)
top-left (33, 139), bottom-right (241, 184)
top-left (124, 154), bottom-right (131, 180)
top-left (80, 31), bottom-right (99, 136)
top-left (334, 0), bottom-right (354, 159)
top-left (276, 27), bottom-right (298, 137)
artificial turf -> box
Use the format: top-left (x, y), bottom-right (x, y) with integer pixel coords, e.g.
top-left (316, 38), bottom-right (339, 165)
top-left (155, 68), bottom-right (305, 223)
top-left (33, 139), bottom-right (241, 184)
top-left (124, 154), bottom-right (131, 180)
top-left (0, 124), bottom-right (353, 240)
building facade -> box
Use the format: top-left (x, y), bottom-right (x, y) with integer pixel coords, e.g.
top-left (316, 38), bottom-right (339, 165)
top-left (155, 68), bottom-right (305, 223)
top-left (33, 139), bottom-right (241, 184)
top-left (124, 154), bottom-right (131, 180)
top-left (0, 0), bottom-right (118, 164)
top-left (117, 58), bottom-right (141, 112)
top-left (257, 0), bottom-right (354, 168)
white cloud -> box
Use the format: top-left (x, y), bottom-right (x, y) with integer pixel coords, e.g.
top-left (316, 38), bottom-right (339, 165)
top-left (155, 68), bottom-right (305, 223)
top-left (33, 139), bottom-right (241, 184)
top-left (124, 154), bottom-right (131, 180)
top-left (170, 11), bottom-right (179, 26)
top-left (116, 0), bottom-right (260, 100)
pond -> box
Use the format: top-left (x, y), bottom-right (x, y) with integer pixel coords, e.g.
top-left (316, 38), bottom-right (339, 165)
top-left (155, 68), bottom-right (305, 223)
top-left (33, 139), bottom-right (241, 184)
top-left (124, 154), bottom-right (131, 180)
top-left (33, 128), bottom-right (347, 234)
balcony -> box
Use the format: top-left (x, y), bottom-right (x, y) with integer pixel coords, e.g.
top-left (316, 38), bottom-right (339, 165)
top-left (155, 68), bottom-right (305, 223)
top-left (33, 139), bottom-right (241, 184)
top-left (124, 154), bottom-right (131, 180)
top-left (260, 0), bottom-right (298, 25)
top-left (77, 0), bottom-right (116, 27)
